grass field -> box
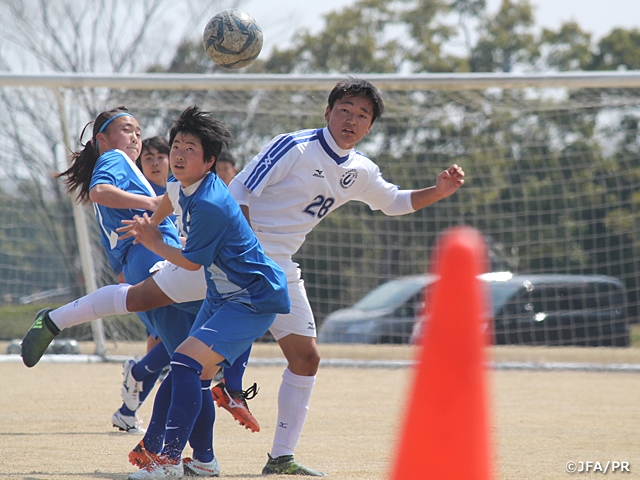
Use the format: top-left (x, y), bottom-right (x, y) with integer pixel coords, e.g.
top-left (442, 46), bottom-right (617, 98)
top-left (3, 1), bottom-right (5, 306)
top-left (1, 342), bottom-right (640, 479)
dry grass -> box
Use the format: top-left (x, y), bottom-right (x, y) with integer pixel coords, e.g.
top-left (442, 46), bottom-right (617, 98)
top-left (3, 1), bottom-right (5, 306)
top-left (1, 342), bottom-right (640, 479)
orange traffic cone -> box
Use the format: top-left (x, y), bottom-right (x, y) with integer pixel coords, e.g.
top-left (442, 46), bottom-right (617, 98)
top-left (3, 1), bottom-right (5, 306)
top-left (391, 226), bottom-right (493, 480)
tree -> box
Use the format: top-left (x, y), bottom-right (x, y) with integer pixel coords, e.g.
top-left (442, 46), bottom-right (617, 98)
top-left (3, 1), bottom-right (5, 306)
top-left (590, 28), bottom-right (640, 70)
top-left (470, 0), bottom-right (539, 72)
top-left (539, 22), bottom-right (593, 71)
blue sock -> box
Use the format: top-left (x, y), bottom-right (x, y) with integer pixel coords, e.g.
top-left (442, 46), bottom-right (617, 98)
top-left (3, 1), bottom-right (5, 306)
top-left (188, 379), bottom-right (215, 463)
top-left (132, 343), bottom-right (171, 404)
top-left (224, 345), bottom-right (251, 391)
top-left (161, 352), bottom-right (203, 461)
top-left (132, 342), bottom-right (170, 380)
top-left (119, 404), bottom-right (136, 416)
top-left (142, 371), bottom-right (173, 454)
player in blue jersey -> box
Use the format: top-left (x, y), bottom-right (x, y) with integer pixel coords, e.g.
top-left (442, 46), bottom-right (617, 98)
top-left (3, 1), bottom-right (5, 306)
top-left (225, 77), bottom-right (465, 476)
top-left (120, 105), bottom-right (289, 479)
top-left (108, 135), bottom-right (174, 434)
top-left (19, 108), bottom-right (203, 445)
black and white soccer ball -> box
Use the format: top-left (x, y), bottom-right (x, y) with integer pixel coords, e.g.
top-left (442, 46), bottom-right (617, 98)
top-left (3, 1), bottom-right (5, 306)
top-left (202, 9), bottom-right (263, 69)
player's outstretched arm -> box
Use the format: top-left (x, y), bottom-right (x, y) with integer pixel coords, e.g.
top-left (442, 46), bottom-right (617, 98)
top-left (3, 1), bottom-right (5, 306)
top-left (89, 183), bottom-right (162, 211)
top-left (410, 164), bottom-right (465, 210)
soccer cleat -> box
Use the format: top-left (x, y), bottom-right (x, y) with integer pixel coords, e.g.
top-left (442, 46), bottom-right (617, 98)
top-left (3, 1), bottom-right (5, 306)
top-left (129, 440), bottom-right (160, 469)
top-left (261, 454), bottom-right (327, 476)
top-left (21, 308), bottom-right (60, 368)
top-left (183, 457), bottom-right (221, 477)
top-left (122, 358), bottom-right (143, 411)
top-left (112, 409), bottom-right (146, 434)
top-left (211, 381), bottom-right (260, 432)
top-left (127, 455), bottom-right (183, 479)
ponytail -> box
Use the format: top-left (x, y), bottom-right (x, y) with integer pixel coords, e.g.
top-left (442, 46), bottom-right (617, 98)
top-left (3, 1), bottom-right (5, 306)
top-left (56, 106), bottom-right (131, 204)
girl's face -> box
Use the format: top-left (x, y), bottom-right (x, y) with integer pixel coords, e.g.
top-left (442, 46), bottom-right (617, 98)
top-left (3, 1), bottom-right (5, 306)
top-left (170, 132), bottom-right (213, 188)
top-left (96, 116), bottom-right (142, 161)
top-left (140, 146), bottom-right (170, 187)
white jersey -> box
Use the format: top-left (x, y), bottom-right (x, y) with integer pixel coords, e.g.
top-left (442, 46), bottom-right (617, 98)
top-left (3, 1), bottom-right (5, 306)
top-left (230, 126), bottom-right (414, 256)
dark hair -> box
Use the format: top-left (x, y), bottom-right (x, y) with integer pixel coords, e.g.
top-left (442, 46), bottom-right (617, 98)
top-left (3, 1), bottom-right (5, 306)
top-left (216, 150), bottom-right (236, 167)
top-left (57, 106), bottom-right (131, 204)
top-left (136, 135), bottom-right (170, 170)
top-left (169, 105), bottom-right (233, 172)
top-left (327, 78), bottom-right (385, 124)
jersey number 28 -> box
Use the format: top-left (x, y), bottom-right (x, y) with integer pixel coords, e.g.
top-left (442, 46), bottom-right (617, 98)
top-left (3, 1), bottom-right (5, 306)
top-left (303, 195), bottom-right (335, 219)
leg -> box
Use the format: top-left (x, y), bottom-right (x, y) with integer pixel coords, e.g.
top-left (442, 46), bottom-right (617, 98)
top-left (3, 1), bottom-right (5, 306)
top-left (21, 277), bottom-right (172, 368)
top-left (262, 266), bottom-right (326, 476)
top-left (262, 335), bottom-right (325, 476)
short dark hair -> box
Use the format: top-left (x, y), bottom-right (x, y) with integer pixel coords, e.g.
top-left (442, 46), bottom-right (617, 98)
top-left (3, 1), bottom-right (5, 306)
top-left (169, 106), bottom-right (233, 171)
top-left (327, 77), bottom-right (385, 124)
top-left (136, 135), bottom-right (169, 169)
top-left (217, 150), bottom-right (236, 167)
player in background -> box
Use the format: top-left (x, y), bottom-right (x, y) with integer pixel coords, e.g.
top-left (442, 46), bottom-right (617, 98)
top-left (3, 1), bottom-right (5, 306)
top-left (214, 150), bottom-right (237, 186)
top-left (224, 77), bottom-right (465, 476)
top-left (121, 106), bottom-right (289, 479)
top-left (19, 109), bottom-right (212, 472)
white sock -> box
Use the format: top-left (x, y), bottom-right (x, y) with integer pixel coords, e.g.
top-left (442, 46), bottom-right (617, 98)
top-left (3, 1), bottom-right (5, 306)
top-left (271, 367), bottom-right (316, 458)
top-left (49, 284), bottom-right (130, 330)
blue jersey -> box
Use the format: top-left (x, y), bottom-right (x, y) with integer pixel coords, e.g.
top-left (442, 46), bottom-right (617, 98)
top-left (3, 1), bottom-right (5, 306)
top-left (177, 172), bottom-right (289, 314)
top-left (90, 149), bottom-right (181, 267)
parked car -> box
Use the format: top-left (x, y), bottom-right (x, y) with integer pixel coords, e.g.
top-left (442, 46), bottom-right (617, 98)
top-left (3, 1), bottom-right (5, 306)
top-left (317, 272), bottom-right (630, 346)
top-left (318, 274), bottom-right (434, 345)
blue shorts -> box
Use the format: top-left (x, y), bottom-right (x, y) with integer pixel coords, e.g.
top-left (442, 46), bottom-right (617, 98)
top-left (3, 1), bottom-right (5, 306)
top-left (122, 242), bottom-right (196, 354)
top-left (190, 300), bottom-right (276, 369)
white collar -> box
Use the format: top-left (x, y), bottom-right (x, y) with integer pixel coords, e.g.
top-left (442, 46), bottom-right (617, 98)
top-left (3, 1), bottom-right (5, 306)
top-left (322, 126), bottom-right (352, 157)
top-left (180, 175), bottom-right (207, 197)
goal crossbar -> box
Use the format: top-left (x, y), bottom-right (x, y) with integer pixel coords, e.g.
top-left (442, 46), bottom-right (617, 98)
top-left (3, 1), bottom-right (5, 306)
top-left (2, 71), bottom-right (640, 91)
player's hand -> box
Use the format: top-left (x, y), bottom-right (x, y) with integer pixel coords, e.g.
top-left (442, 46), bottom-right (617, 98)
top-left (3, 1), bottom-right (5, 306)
top-left (118, 213), bottom-right (163, 248)
top-left (435, 164), bottom-right (465, 198)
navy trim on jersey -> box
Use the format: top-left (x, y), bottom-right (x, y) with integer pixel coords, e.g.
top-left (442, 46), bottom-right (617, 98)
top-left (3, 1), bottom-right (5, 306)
top-left (317, 128), bottom-right (350, 165)
top-left (244, 129), bottom-right (318, 191)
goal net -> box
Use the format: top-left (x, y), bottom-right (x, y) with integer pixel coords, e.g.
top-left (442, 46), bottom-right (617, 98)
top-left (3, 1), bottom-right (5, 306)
top-left (1, 72), bottom-right (639, 367)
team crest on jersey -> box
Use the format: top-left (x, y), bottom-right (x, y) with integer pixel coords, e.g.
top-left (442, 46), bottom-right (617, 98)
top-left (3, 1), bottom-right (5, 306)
top-left (340, 169), bottom-right (358, 189)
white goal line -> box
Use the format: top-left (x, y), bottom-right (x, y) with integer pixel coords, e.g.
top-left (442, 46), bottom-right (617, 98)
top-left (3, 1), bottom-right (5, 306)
top-left (2, 354), bottom-right (640, 372)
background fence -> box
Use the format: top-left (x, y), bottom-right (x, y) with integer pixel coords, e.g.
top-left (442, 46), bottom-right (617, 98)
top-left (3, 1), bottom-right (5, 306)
top-left (1, 72), bottom-right (640, 361)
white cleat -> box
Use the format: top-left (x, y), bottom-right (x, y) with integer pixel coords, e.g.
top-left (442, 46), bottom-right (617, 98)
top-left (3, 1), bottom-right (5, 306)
top-left (112, 409), bottom-right (146, 435)
top-left (122, 358), bottom-right (143, 411)
top-left (183, 457), bottom-right (221, 477)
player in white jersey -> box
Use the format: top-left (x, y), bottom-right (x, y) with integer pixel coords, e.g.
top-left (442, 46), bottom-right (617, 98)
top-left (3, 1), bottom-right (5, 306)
top-left (226, 77), bottom-right (465, 476)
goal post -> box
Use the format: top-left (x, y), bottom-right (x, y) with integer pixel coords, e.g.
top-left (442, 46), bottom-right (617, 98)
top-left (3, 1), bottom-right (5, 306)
top-left (1, 71), bottom-right (640, 366)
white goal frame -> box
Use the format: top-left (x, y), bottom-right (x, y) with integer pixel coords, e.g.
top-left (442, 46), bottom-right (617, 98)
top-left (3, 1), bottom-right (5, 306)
top-left (2, 71), bottom-right (640, 368)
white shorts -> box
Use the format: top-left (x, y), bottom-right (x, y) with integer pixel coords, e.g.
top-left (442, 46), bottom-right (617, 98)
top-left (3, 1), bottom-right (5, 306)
top-left (150, 260), bottom-right (207, 304)
top-left (268, 255), bottom-right (316, 341)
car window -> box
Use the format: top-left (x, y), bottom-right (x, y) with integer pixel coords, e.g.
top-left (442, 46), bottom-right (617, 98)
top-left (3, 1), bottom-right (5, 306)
top-left (496, 281), bottom-right (625, 315)
top-left (352, 277), bottom-right (429, 312)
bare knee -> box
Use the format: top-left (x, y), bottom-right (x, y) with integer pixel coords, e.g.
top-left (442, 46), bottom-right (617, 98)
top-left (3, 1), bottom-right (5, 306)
top-left (279, 335), bottom-right (321, 376)
top-left (125, 278), bottom-right (172, 312)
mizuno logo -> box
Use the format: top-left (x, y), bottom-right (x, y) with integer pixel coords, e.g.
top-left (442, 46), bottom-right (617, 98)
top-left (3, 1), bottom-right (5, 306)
top-left (313, 169), bottom-right (325, 178)
top-left (307, 322), bottom-right (316, 330)
top-left (278, 422), bottom-right (288, 429)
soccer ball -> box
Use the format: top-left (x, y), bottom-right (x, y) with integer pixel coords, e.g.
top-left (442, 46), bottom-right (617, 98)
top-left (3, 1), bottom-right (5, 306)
top-left (202, 9), bottom-right (263, 69)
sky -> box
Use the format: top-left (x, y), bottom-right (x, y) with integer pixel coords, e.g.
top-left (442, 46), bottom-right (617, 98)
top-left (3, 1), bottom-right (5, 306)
top-left (244, 0), bottom-right (640, 57)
